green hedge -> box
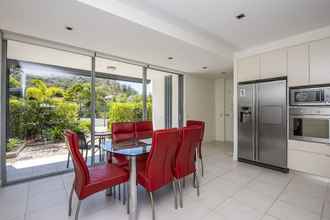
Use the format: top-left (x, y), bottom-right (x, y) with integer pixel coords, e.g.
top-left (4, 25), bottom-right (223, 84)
top-left (9, 98), bottom-right (79, 142)
top-left (108, 102), bottom-right (152, 128)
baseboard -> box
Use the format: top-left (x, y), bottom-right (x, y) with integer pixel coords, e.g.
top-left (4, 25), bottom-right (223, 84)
top-left (238, 158), bottom-right (289, 173)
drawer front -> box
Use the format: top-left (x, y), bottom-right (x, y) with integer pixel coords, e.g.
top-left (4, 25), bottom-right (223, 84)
top-left (288, 149), bottom-right (330, 177)
top-left (288, 140), bottom-right (330, 155)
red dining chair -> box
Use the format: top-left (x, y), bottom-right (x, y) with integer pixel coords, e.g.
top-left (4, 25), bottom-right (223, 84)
top-left (186, 120), bottom-right (205, 176)
top-left (174, 126), bottom-right (202, 208)
top-left (64, 130), bottom-right (129, 220)
top-left (110, 122), bottom-right (135, 167)
top-left (135, 121), bottom-right (153, 139)
top-left (137, 128), bottom-right (179, 220)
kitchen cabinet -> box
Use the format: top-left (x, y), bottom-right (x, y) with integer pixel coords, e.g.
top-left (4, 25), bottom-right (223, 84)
top-left (287, 44), bottom-right (309, 87)
top-left (310, 37), bottom-right (330, 85)
top-left (260, 49), bottom-right (287, 79)
top-left (288, 140), bottom-right (330, 177)
top-left (237, 56), bottom-right (260, 82)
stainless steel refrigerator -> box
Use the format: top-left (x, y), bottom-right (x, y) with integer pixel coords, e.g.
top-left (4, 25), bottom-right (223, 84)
top-left (238, 79), bottom-right (287, 170)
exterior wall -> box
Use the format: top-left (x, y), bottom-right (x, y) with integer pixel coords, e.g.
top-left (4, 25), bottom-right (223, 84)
top-left (184, 75), bottom-right (215, 142)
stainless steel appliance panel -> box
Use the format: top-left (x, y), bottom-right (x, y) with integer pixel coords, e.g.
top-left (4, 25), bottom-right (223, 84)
top-left (238, 84), bottom-right (255, 161)
top-left (290, 86), bottom-right (330, 106)
top-left (289, 106), bottom-right (330, 144)
top-left (257, 80), bottom-right (287, 167)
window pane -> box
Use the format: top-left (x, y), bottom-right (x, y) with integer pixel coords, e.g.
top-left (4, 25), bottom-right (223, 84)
top-left (94, 57), bottom-right (144, 133)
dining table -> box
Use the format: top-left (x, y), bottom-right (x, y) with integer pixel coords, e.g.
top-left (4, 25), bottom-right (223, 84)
top-left (101, 138), bottom-right (152, 220)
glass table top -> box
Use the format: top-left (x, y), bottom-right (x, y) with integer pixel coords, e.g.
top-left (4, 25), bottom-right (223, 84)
top-left (101, 138), bottom-right (152, 156)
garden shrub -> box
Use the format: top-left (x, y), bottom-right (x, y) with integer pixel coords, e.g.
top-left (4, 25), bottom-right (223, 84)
top-left (7, 138), bottom-right (23, 152)
top-left (9, 98), bottom-right (26, 139)
top-left (108, 102), bottom-right (152, 128)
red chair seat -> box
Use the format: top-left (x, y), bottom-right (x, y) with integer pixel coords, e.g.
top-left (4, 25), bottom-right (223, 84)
top-left (78, 164), bottom-right (128, 199)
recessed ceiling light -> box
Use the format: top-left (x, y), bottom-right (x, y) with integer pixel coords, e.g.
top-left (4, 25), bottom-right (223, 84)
top-left (65, 26), bottom-right (73, 31)
top-left (236, 13), bottom-right (246, 20)
top-left (168, 57), bottom-right (174, 60)
top-left (202, 66), bottom-right (208, 70)
top-left (107, 66), bottom-right (117, 71)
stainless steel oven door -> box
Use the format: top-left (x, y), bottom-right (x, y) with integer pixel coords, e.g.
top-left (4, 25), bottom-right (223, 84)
top-left (290, 114), bottom-right (330, 144)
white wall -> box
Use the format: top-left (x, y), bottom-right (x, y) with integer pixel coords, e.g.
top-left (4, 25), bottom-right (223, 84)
top-left (233, 25), bottom-right (330, 161)
top-left (184, 75), bottom-right (215, 142)
top-left (0, 32), bottom-right (3, 184)
top-left (148, 70), bottom-right (179, 130)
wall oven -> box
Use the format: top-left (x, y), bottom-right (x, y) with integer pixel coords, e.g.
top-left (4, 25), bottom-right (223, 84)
top-left (289, 107), bottom-right (330, 144)
top-left (290, 86), bottom-right (330, 106)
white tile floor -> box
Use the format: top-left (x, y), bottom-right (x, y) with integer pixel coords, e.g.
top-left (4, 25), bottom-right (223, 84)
top-left (2, 141), bottom-right (330, 220)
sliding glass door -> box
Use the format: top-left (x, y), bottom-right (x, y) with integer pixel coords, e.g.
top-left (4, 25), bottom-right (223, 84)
top-left (5, 40), bottom-right (92, 182)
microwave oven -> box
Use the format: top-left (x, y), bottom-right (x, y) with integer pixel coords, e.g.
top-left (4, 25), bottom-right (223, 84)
top-left (290, 86), bottom-right (330, 106)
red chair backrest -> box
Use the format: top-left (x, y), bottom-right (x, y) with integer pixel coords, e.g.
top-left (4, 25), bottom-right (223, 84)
top-left (145, 128), bottom-right (179, 191)
top-left (135, 121), bottom-right (153, 139)
top-left (111, 122), bottom-right (135, 143)
top-left (186, 120), bottom-right (205, 141)
top-left (64, 130), bottom-right (90, 197)
top-left (174, 126), bottom-right (202, 178)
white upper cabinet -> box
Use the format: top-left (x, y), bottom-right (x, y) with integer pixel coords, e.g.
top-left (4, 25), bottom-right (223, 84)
top-left (237, 56), bottom-right (260, 82)
top-left (288, 44), bottom-right (309, 87)
top-left (310, 38), bottom-right (330, 85)
top-left (260, 49), bottom-right (287, 79)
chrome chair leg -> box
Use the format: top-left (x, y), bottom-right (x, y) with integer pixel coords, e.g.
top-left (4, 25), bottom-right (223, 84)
top-left (119, 184), bottom-right (121, 201)
top-left (68, 183), bottom-right (74, 216)
top-left (200, 157), bottom-right (205, 177)
top-left (177, 179), bottom-right (183, 208)
top-left (127, 183), bottom-right (130, 214)
top-left (75, 200), bottom-right (81, 220)
top-left (123, 183), bottom-right (126, 205)
top-left (172, 181), bottom-right (178, 209)
top-left (193, 173), bottom-right (196, 188)
top-left (195, 172), bottom-right (200, 197)
top-left (148, 191), bottom-right (155, 220)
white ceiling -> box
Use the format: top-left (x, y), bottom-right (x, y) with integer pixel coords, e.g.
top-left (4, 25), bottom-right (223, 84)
top-left (1, 0), bottom-right (330, 78)
top-left (0, 0), bottom-right (234, 78)
top-left (120, 0), bottom-right (330, 49)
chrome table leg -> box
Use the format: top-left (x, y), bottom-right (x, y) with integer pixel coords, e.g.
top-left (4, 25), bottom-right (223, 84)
top-left (129, 156), bottom-right (137, 220)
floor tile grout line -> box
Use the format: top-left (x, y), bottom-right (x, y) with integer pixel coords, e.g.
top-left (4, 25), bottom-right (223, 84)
top-left (205, 165), bottom-right (264, 216)
top-left (261, 170), bottom-right (296, 220)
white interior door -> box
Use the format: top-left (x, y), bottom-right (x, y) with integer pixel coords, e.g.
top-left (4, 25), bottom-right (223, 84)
top-left (215, 79), bottom-right (225, 141)
top-left (225, 79), bottom-right (233, 142)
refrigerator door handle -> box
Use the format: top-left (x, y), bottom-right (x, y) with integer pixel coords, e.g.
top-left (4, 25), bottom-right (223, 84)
top-left (255, 84), bottom-right (259, 161)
